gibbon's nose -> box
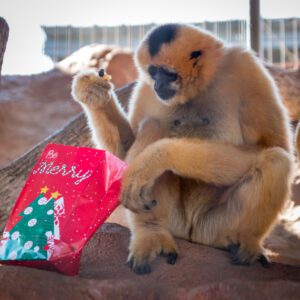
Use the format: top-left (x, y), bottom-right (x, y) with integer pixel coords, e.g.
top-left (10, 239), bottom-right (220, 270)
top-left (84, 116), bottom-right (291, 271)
top-left (154, 70), bottom-right (177, 100)
top-left (154, 80), bottom-right (167, 91)
top-left (154, 84), bottom-right (176, 100)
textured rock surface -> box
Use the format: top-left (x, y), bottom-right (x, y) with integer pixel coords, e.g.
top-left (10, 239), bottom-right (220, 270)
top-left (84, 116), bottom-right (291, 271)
top-left (0, 223), bottom-right (300, 300)
top-left (57, 44), bottom-right (138, 89)
top-left (0, 70), bottom-right (80, 167)
top-left (0, 45), bottom-right (138, 167)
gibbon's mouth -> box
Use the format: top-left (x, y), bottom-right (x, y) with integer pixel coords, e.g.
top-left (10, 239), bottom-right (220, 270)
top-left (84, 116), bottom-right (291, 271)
top-left (155, 89), bottom-right (176, 101)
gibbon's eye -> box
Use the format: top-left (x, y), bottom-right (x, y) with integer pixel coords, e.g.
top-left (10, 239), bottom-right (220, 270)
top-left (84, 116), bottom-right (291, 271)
top-left (148, 65), bottom-right (158, 78)
top-left (190, 50), bottom-right (203, 60)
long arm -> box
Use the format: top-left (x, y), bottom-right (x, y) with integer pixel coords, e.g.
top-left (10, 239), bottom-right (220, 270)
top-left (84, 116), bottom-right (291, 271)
top-left (132, 139), bottom-right (257, 184)
top-left (121, 135), bottom-right (292, 213)
top-left (120, 138), bottom-right (258, 211)
top-left (72, 70), bottom-right (135, 159)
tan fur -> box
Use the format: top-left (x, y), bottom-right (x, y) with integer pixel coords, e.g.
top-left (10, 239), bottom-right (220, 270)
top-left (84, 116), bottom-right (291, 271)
top-left (72, 24), bottom-right (294, 273)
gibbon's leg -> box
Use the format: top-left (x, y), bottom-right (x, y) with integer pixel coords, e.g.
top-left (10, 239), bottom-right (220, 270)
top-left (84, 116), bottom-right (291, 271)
top-left (127, 206), bottom-right (178, 275)
top-left (121, 138), bottom-right (293, 265)
top-left (71, 70), bottom-right (134, 159)
top-left (190, 147), bottom-right (293, 265)
top-left (125, 119), bottom-right (178, 274)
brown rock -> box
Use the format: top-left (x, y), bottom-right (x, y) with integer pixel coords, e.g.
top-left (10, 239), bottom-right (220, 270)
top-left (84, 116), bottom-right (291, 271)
top-left (105, 48), bottom-right (138, 89)
top-left (0, 223), bottom-right (299, 300)
top-left (0, 70), bottom-right (81, 167)
top-left (57, 44), bottom-right (138, 88)
top-left (57, 44), bottom-right (114, 74)
top-left (266, 65), bottom-right (300, 122)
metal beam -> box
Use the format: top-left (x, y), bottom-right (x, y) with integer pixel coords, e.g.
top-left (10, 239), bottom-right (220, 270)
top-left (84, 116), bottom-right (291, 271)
top-left (250, 0), bottom-right (261, 54)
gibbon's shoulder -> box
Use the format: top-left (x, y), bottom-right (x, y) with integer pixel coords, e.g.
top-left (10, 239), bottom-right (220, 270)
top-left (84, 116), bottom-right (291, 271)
top-left (222, 46), bottom-right (271, 80)
top-left (223, 46), bottom-right (257, 65)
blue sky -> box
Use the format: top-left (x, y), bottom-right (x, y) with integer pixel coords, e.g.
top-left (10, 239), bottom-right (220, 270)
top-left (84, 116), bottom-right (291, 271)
top-left (1, 0), bottom-right (299, 74)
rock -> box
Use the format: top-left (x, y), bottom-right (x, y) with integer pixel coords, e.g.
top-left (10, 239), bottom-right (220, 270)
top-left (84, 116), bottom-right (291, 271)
top-left (266, 65), bottom-right (300, 122)
top-left (57, 44), bottom-right (114, 74)
top-left (57, 44), bottom-right (138, 88)
top-left (105, 48), bottom-right (138, 89)
top-left (0, 70), bottom-right (81, 167)
top-left (0, 44), bottom-right (140, 167)
top-left (0, 223), bottom-right (299, 299)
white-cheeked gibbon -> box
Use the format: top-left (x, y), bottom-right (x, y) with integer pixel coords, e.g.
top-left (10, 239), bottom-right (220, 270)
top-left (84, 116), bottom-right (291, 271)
top-left (72, 23), bottom-right (294, 275)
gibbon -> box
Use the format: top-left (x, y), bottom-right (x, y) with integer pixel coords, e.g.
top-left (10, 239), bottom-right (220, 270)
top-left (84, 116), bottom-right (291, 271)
top-left (72, 23), bottom-right (294, 275)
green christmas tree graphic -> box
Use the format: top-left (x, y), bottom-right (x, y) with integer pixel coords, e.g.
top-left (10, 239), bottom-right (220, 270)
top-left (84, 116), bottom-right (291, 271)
top-left (0, 186), bottom-right (59, 261)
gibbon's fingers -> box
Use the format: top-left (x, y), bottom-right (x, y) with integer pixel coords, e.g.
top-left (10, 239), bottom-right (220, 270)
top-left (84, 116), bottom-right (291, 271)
top-left (120, 138), bottom-right (257, 212)
top-left (71, 70), bottom-right (113, 108)
top-left (120, 170), bottom-right (158, 213)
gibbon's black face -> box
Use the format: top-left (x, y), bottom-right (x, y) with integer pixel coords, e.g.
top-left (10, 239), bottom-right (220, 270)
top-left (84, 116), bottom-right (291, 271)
top-left (137, 23), bottom-right (224, 105)
top-left (148, 65), bottom-right (178, 100)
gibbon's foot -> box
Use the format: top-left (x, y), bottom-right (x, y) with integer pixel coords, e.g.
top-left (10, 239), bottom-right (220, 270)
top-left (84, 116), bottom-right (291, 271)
top-left (160, 251), bottom-right (178, 265)
top-left (127, 232), bottom-right (178, 275)
top-left (71, 70), bottom-right (113, 108)
top-left (127, 250), bottom-right (178, 275)
top-left (257, 254), bottom-right (272, 268)
top-left (229, 243), bottom-right (271, 267)
top-left (228, 243), bottom-right (240, 257)
top-left (127, 257), bottom-right (152, 275)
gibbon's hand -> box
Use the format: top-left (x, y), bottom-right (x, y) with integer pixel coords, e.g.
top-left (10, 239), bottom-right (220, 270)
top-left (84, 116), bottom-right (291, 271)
top-left (71, 69), bottom-right (113, 108)
top-left (121, 139), bottom-right (171, 213)
top-left (120, 163), bottom-right (158, 213)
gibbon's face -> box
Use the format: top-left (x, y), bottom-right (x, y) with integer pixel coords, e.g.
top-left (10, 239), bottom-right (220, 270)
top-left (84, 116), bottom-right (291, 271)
top-left (136, 24), bottom-right (225, 105)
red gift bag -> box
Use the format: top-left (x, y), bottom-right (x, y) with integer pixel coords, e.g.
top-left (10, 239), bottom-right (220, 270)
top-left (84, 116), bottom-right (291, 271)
top-left (0, 143), bottom-right (127, 275)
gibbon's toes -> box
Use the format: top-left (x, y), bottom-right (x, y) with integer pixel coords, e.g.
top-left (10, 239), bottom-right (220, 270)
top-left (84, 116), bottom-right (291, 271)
top-left (127, 231), bottom-right (178, 275)
top-left (160, 250), bottom-right (178, 265)
top-left (230, 245), bottom-right (270, 267)
top-left (167, 252), bottom-right (178, 265)
top-left (133, 263), bottom-right (152, 275)
top-left (71, 70), bottom-right (112, 107)
top-left (230, 256), bottom-right (251, 266)
top-left (229, 244), bottom-right (253, 266)
top-left (257, 254), bottom-right (272, 268)
top-left (127, 257), bottom-right (152, 275)
top-left (228, 243), bottom-right (240, 257)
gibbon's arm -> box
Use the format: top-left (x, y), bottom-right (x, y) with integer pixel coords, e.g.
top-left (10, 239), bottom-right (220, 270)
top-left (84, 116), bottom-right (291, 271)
top-left (120, 138), bottom-right (291, 212)
top-left (72, 70), bottom-right (135, 159)
top-left (83, 95), bottom-right (134, 158)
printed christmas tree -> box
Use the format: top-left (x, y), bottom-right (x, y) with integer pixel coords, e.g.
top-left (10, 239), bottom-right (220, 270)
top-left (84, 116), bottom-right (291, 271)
top-left (0, 186), bottom-right (61, 261)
